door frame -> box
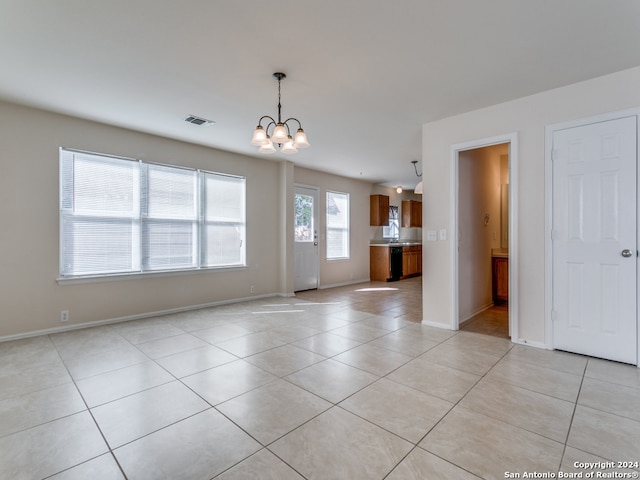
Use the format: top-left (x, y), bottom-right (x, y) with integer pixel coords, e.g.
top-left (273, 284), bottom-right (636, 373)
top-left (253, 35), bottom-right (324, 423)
top-left (293, 183), bottom-right (320, 291)
top-left (449, 132), bottom-right (519, 342)
top-left (545, 108), bottom-right (640, 362)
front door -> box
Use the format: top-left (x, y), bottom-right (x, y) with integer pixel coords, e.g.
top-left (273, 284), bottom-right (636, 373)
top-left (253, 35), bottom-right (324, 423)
top-left (552, 115), bottom-right (638, 364)
top-left (294, 185), bottom-right (319, 291)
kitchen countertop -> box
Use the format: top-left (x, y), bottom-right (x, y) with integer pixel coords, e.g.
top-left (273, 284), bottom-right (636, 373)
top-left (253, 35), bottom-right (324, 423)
top-left (491, 248), bottom-right (509, 258)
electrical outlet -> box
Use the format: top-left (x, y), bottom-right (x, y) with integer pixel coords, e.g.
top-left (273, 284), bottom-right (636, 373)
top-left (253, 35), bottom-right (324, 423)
top-left (60, 310), bottom-right (69, 322)
top-left (250, 285), bottom-right (255, 294)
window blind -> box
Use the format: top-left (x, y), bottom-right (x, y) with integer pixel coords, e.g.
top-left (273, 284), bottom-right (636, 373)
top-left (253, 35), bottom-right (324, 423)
top-left (141, 163), bottom-right (198, 271)
top-left (59, 148), bottom-right (246, 278)
top-left (326, 191), bottom-right (350, 259)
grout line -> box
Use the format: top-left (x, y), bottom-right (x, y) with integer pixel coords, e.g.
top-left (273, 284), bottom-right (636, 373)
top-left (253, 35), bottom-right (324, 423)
top-left (47, 334), bottom-right (130, 480)
top-left (555, 356), bottom-right (589, 475)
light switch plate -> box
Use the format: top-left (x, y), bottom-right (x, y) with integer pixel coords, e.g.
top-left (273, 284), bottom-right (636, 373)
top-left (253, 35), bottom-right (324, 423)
top-left (439, 229), bottom-right (447, 241)
top-left (427, 230), bottom-right (437, 241)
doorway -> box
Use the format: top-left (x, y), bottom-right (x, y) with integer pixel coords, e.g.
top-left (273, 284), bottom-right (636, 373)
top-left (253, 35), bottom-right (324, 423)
top-left (450, 133), bottom-right (519, 341)
top-left (546, 112), bottom-right (639, 365)
top-left (294, 184), bottom-right (319, 292)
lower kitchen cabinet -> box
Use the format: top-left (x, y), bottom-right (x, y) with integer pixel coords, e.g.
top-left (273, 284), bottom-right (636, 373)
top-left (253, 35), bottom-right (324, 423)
top-left (401, 246), bottom-right (422, 279)
top-left (370, 245), bottom-right (422, 282)
top-left (492, 256), bottom-right (509, 304)
top-left (370, 246), bottom-right (391, 281)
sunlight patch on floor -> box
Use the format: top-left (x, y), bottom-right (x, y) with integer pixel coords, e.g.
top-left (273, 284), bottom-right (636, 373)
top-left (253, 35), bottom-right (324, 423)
top-left (354, 287), bottom-right (399, 292)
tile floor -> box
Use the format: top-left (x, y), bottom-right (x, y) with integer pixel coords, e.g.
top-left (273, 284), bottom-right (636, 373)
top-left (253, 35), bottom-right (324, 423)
top-left (460, 305), bottom-right (509, 339)
top-left (1, 278), bottom-right (639, 479)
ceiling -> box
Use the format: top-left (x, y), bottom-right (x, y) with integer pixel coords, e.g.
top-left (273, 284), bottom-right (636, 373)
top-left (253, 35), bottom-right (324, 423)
top-left (2, 1), bottom-right (640, 189)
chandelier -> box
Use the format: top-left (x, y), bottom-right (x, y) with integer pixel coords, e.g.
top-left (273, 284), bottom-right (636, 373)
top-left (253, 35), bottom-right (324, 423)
top-left (250, 72), bottom-right (310, 154)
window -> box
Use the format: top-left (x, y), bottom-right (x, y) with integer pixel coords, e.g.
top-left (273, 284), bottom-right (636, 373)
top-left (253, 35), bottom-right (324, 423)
top-left (60, 148), bottom-right (245, 278)
top-left (294, 193), bottom-right (314, 242)
top-left (326, 191), bottom-right (349, 259)
top-left (383, 205), bottom-right (399, 239)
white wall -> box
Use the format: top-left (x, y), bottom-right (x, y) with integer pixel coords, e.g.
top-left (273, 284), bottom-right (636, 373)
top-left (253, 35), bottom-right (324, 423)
top-left (421, 65), bottom-right (640, 345)
top-left (0, 101), bottom-right (374, 338)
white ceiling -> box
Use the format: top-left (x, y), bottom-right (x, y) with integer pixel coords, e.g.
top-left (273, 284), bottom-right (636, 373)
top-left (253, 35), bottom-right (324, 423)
top-left (2, 0), bottom-right (640, 189)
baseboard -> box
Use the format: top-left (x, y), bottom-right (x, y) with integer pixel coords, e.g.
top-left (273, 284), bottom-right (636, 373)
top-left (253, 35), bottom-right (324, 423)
top-left (420, 319), bottom-right (454, 330)
top-left (511, 338), bottom-right (549, 350)
top-left (0, 293), bottom-right (282, 343)
top-left (459, 302), bottom-right (495, 324)
top-left (318, 278), bottom-right (370, 290)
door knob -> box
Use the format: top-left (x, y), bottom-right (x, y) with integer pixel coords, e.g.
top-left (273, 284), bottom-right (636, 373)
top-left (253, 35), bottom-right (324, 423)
top-left (621, 249), bottom-right (634, 258)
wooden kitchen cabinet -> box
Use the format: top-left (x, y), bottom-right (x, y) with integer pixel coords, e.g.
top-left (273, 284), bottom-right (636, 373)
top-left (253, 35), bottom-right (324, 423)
top-left (371, 245), bottom-right (422, 281)
top-left (401, 246), bottom-right (422, 278)
top-left (370, 246), bottom-right (391, 281)
top-left (370, 195), bottom-right (389, 226)
top-left (492, 256), bottom-right (509, 304)
top-left (401, 200), bottom-right (422, 227)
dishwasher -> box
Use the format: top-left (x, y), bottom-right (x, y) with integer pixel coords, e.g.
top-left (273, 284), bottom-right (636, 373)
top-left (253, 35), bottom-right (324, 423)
top-left (389, 246), bottom-right (403, 281)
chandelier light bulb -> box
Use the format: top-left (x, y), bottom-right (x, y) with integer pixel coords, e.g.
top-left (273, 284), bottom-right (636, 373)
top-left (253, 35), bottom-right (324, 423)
top-left (271, 123), bottom-right (289, 144)
top-left (258, 136), bottom-right (276, 154)
top-left (251, 125), bottom-right (268, 146)
top-left (293, 128), bottom-right (310, 148)
top-left (280, 136), bottom-right (298, 154)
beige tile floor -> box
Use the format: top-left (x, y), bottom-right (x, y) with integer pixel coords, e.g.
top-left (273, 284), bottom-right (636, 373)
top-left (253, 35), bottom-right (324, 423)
top-left (1, 278), bottom-right (639, 479)
top-left (460, 305), bottom-right (510, 338)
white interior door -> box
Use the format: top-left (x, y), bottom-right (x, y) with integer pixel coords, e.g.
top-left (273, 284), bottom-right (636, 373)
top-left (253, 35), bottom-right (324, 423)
top-left (294, 185), bottom-right (319, 292)
top-left (552, 115), bottom-right (638, 364)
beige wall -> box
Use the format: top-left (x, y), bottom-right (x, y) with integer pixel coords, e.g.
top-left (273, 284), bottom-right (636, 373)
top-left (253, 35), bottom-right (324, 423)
top-left (421, 65), bottom-right (640, 346)
top-left (0, 102), bottom-right (374, 338)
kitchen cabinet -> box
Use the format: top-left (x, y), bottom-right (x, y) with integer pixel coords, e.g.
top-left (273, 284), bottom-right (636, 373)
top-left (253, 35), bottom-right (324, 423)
top-left (401, 246), bottom-right (422, 278)
top-left (370, 195), bottom-right (389, 226)
top-left (401, 200), bottom-right (422, 227)
top-left (492, 256), bottom-right (509, 304)
top-left (370, 244), bottom-right (422, 281)
top-left (370, 246), bottom-right (391, 281)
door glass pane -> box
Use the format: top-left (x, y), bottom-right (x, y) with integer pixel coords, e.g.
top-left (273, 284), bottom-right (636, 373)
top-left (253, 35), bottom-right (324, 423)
top-left (295, 194), bottom-right (314, 242)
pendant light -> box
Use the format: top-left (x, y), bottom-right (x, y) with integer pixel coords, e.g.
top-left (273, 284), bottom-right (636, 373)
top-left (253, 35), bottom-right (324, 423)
top-left (412, 160), bottom-right (423, 194)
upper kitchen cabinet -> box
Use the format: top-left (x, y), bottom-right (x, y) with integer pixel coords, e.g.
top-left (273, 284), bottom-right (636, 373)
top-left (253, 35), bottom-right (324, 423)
top-left (401, 200), bottom-right (422, 227)
top-left (370, 194), bottom-right (389, 226)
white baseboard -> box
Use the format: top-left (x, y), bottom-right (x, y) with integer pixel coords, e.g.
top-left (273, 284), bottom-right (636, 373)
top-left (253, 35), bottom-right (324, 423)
top-left (459, 302), bottom-right (495, 324)
top-left (421, 319), bottom-right (454, 330)
top-left (511, 337), bottom-right (549, 350)
top-left (0, 293), bottom-right (282, 343)
top-left (318, 278), bottom-right (370, 290)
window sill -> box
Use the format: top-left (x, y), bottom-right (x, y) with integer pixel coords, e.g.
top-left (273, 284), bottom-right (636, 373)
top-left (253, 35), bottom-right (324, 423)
top-left (57, 265), bottom-right (247, 285)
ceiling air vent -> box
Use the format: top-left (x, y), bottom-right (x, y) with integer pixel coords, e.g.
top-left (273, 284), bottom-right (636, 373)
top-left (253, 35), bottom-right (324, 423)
top-left (184, 115), bottom-right (215, 126)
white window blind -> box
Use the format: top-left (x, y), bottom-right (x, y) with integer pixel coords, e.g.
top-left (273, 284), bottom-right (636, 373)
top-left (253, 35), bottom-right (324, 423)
top-left (142, 163), bottom-right (198, 271)
top-left (60, 151), bottom-right (140, 276)
top-left (202, 172), bottom-right (246, 267)
top-left (326, 191), bottom-right (350, 259)
top-left (59, 148), bottom-right (246, 278)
